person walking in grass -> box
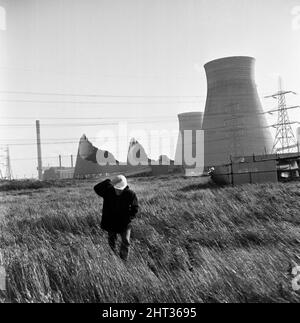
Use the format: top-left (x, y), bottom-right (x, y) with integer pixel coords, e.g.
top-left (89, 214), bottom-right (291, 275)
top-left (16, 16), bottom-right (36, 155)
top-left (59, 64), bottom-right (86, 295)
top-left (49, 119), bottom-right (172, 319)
top-left (94, 175), bottom-right (139, 261)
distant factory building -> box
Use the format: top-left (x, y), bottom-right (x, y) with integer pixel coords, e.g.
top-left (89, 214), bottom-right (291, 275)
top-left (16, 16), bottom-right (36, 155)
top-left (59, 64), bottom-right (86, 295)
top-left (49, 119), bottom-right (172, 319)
top-left (43, 167), bottom-right (74, 180)
top-left (202, 56), bottom-right (273, 168)
top-left (151, 155), bottom-right (179, 176)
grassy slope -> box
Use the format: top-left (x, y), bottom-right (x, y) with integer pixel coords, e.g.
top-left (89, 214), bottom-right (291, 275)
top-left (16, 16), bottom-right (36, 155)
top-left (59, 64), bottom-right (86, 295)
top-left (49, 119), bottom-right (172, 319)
top-left (0, 176), bottom-right (299, 303)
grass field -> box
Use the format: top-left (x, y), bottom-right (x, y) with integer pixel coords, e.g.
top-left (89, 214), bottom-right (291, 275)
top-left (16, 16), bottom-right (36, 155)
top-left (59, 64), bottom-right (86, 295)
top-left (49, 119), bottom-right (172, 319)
top-left (0, 176), bottom-right (300, 303)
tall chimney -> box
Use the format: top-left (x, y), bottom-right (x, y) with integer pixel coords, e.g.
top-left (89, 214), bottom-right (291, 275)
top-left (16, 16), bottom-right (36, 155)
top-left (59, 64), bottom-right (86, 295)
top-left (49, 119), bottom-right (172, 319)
top-left (71, 155), bottom-right (74, 168)
top-left (202, 56), bottom-right (273, 167)
top-left (59, 155), bottom-right (62, 168)
top-left (36, 120), bottom-right (43, 180)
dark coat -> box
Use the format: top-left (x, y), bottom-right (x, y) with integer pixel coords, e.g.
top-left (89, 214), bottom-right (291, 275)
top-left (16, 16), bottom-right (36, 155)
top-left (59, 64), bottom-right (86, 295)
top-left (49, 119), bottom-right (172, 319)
top-left (94, 179), bottom-right (139, 233)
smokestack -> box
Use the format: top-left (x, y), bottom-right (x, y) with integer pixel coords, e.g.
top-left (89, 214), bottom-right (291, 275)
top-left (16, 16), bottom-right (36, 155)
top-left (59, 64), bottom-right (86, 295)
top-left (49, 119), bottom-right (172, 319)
top-left (59, 155), bottom-right (62, 168)
top-left (202, 56), bottom-right (273, 167)
top-left (36, 120), bottom-right (43, 180)
top-left (71, 155), bottom-right (74, 168)
top-left (175, 112), bottom-right (204, 176)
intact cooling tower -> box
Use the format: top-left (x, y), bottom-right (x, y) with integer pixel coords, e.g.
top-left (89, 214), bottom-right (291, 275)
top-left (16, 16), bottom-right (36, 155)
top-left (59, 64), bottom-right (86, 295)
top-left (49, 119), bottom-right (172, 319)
top-left (175, 112), bottom-right (204, 176)
top-left (202, 56), bottom-right (273, 167)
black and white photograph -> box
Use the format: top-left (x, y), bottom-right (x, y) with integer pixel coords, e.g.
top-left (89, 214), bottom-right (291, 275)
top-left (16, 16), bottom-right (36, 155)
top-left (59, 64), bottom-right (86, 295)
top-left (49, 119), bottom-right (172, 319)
top-left (0, 0), bottom-right (300, 311)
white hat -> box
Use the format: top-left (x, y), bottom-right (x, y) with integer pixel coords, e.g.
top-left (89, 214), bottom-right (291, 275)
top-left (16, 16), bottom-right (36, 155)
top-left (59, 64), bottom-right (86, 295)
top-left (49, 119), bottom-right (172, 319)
top-left (113, 175), bottom-right (127, 190)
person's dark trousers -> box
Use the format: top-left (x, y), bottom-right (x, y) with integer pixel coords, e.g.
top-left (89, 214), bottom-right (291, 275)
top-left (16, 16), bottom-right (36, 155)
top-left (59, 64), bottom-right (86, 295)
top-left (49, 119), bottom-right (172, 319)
top-left (108, 226), bottom-right (131, 260)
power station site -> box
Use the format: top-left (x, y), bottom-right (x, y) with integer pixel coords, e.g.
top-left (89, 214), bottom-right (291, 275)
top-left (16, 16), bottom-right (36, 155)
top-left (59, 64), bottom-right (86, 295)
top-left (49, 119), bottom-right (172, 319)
top-left (1, 1), bottom-right (300, 307)
top-left (38, 57), bottom-right (300, 185)
top-left (1, 57), bottom-right (300, 185)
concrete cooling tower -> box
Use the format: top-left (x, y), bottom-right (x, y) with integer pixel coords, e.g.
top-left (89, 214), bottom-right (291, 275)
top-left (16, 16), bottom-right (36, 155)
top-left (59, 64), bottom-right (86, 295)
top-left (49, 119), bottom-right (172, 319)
top-left (202, 56), bottom-right (273, 167)
top-left (127, 138), bottom-right (150, 166)
top-left (74, 134), bottom-right (120, 178)
top-left (175, 112), bottom-right (204, 176)
top-left (74, 135), bottom-right (153, 178)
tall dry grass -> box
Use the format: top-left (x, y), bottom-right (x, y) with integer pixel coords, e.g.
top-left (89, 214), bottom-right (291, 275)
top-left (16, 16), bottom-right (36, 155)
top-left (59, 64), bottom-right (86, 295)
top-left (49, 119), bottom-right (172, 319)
top-left (0, 176), bottom-right (299, 303)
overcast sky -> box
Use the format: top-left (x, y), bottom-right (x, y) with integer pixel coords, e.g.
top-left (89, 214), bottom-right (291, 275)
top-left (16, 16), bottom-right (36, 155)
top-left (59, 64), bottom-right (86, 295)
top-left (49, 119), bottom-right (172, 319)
top-left (0, 0), bottom-right (300, 178)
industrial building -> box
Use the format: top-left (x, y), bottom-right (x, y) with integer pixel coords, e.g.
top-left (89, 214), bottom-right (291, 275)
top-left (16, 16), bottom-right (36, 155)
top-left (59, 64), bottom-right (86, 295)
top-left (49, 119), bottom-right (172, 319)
top-left (151, 155), bottom-right (180, 176)
top-left (210, 152), bottom-right (300, 185)
top-left (174, 112), bottom-right (204, 176)
top-left (202, 56), bottom-right (273, 168)
top-left (42, 154), bottom-right (75, 180)
top-left (43, 167), bottom-right (75, 180)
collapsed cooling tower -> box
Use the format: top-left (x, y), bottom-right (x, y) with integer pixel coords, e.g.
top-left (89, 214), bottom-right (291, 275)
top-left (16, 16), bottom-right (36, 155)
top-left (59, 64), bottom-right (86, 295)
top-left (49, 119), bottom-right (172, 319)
top-left (74, 134), bottom-right (119, 178)
top-left (127, 138), bottom-right (150, 166)
top-left (174, 112), bottom-right (204, 176)
top-left (73, 135), bottom-right (153, 178)
top-left (202, 56), bottom-right (273, 167)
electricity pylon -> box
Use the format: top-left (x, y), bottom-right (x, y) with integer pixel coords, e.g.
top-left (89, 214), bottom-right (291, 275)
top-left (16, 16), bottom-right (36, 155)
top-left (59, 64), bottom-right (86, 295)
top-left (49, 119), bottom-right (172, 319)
top-left (265, 77), bottom-right (297, 154)
top-left (0, 146), bottom-right (13, 180)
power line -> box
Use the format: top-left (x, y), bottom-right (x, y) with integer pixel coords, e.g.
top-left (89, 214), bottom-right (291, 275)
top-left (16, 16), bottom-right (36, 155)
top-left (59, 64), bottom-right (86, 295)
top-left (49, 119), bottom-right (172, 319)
top-left (0, 67), bottom-right (203, 80)
top-left (11, 155), bottom-right (72, 162)
top-left (0, 137), bottom-right (100, 142)
top-left (0, 89), bottom-right (291, 100)
top-left (0, 99), bottom-right (203, 105)
top-left (9, 141), bottom-right (198, 162)
top-left (0, 121), bottom-right (300, 146)
top-left (0, 90), bottom-right (205, 99)
top-left (1, 105), bottom-right (298, 123)
top-left (1, 92), bottom-right (276, 106)
top-left (0, 115), bottom-right (176, 120)
top-left (3, 121), bottom-right (300, 147)
top-left (0, 119), bottom-right (177, 127)
top-left (0, 136), bottom-right (105, 142)
top-left (202, 105), bottom-right (300, 119)
top-left (1, 131), bottom-right (187, 146)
